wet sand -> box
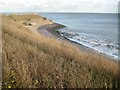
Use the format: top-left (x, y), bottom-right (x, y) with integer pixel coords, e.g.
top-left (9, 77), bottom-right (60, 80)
top-left (38, 23), bottom-right (118, 63)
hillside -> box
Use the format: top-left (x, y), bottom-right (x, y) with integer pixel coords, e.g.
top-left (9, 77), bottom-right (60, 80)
top-left (2, 14), bottom-right (119, 88)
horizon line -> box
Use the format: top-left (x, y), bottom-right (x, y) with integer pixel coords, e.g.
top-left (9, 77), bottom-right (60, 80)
top-left (1, 12), bottom-right (119, 14)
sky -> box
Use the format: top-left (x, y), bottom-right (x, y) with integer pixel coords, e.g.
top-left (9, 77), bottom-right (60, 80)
top-left (0, 0), bottom-right (119, 13)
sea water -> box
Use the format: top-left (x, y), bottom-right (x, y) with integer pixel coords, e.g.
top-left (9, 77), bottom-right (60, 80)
top-left (40, 13), bottom-right (118, 60)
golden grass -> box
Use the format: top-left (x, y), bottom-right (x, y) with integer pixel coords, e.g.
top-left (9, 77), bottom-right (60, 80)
top-left (2, 14), bottom-right (119, 88)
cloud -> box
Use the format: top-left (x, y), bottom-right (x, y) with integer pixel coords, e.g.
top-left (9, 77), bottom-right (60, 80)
top-left (0, 0), bottom-right (119, 13)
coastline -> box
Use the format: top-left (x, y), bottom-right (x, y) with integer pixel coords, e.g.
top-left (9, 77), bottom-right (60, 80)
top-left (3, 14), bottom-right (119, 88)
top-left (38, 23), bottom-right (66, 38)
top-left (38, 23), bottom-right (118, 63)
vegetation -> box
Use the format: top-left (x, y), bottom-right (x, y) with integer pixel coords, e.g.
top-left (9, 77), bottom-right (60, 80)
top-left (42, 17), bottom-right (47, 20)
top-left (2, 14), bottom-right (119, 88)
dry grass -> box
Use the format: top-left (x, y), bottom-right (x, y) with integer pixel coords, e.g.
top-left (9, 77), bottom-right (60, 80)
top-left (2, 14), bottom-right (119, 88)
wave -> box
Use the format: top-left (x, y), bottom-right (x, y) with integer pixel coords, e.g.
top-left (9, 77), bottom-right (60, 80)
top-left (58, 30), bottom-right (118, 60)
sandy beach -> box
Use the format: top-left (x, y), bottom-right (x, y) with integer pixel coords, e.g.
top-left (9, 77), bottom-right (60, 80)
top-left (38, 23), bottom-right (118, 63)
top-left (38, 23), bottom-right (65, 38)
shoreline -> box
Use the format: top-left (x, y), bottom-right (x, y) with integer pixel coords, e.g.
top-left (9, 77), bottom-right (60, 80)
top-left (38, 23), bottom-right (118, 63)
top-left (38, 23), bottom-right (65, 38)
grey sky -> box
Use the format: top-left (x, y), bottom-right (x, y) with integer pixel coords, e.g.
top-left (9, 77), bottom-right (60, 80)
top-left (0, 0), bottom-right (119, 13)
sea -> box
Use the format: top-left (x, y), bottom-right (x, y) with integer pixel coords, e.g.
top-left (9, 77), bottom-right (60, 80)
top-left (40, 13), bottom-right (118, 60)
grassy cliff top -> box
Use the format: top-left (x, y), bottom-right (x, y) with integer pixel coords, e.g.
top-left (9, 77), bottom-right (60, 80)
top-left (2, 14), bottom-right (119, 88)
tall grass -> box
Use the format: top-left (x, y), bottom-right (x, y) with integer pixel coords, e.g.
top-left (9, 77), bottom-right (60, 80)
top-left (2, 14), bottom-right (119, 88)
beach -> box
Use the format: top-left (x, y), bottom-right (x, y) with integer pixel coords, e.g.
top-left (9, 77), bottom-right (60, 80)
top-left (38, 23), bottom-right (118, 62)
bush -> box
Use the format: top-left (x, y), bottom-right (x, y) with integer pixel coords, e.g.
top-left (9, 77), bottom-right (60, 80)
top-left (43, 17), bottom-right (47, 20)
